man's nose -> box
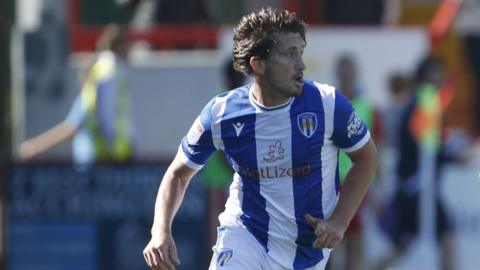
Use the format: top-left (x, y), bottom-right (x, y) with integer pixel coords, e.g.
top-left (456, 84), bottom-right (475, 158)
top-left (297, 57), bottom-right (306, 71)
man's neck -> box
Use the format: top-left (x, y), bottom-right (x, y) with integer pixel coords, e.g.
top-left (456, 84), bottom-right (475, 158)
top-left (251, 81), bottom-right (290, 107)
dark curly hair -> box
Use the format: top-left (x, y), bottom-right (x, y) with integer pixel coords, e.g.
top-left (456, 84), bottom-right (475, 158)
top-left (232, 7), bottom-right (307, 76)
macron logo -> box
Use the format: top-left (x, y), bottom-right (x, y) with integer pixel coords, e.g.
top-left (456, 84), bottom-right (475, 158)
top-left (233, 122), bottom-right (244, 136)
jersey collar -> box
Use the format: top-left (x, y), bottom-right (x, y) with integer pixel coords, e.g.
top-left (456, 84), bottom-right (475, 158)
top-left (248, 85), bottom-right (294, 112)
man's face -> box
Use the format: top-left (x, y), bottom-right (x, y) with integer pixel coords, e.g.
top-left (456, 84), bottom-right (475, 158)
top-left (262, 32), bottom-right (306, 98)
top-left (336, 57), bottom-right (356, 85)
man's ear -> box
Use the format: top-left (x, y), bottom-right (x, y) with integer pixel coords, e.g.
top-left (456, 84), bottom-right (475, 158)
top-left (250, 57), bottom-right (265, 75)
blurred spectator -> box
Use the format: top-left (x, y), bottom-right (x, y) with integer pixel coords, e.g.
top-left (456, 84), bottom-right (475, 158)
top-left (383, 73), bottom-right (413, 150)
top-left (19, 25), bottom-right (135, 167)
top-left (375, 55), bottom-right (456, 270)
top-left (376, 73), bottom-right (413, 217)
top-left (455, 0), bottom-right (480, 135)
top-left (329, 54), bottom-right (383, 270)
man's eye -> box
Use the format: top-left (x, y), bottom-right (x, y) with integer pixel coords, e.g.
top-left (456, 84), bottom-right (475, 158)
top-left (288, 52), bottom-right (298, 58)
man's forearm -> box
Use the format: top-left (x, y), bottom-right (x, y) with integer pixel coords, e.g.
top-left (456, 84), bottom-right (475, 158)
top-left (151, 165), bottom-right (192, 235)
top-left (20, 121), bottom-right (76, 159)
top-left (329, 141), bottom-right (378, 229)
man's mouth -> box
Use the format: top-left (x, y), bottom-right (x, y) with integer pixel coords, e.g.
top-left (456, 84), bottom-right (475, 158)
top-left (294, 74), bottom-right (304, 86)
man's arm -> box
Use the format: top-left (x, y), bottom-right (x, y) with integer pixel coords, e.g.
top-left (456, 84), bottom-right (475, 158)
top-left (18, 121), bottom-right (77, 160)
top-left (143, 151), bottom-right (198, 270)
top-left (306, 138), bottom-right (378, 249)
top-left (19, 93), bottom-right (86, 161)
top-left (330, 138), bottom-right (378, 228)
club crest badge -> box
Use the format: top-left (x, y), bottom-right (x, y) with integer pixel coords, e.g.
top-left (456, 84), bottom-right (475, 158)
top-left (297, 112), bottom-right (317, 138)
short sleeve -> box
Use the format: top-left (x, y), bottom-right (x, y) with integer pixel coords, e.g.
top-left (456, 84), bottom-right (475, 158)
top-left (178, 98), bottom-right (217, 170)
top-left (331, 90), bottom-right (370, 152)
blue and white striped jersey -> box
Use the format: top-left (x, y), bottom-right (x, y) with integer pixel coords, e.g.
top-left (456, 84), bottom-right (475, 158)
top-left (179, 79), bottom-right (370, 269)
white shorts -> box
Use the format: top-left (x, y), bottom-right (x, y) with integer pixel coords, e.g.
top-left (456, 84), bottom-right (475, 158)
top-left (208, 226), bottom-right (329, 270)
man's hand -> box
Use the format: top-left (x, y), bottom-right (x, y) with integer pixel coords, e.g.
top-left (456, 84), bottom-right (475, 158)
top-left (143, 232), bottom-right (180, 270)
top-left (305, 214), bottom-right (346, 249)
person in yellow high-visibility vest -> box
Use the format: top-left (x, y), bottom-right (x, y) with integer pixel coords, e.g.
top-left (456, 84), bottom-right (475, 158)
top-left (19, 24), bottom-right (134, 166)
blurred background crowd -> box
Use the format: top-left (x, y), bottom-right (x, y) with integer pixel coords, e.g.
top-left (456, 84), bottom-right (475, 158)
top-left (1, 0), bottom-right (480, 269)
